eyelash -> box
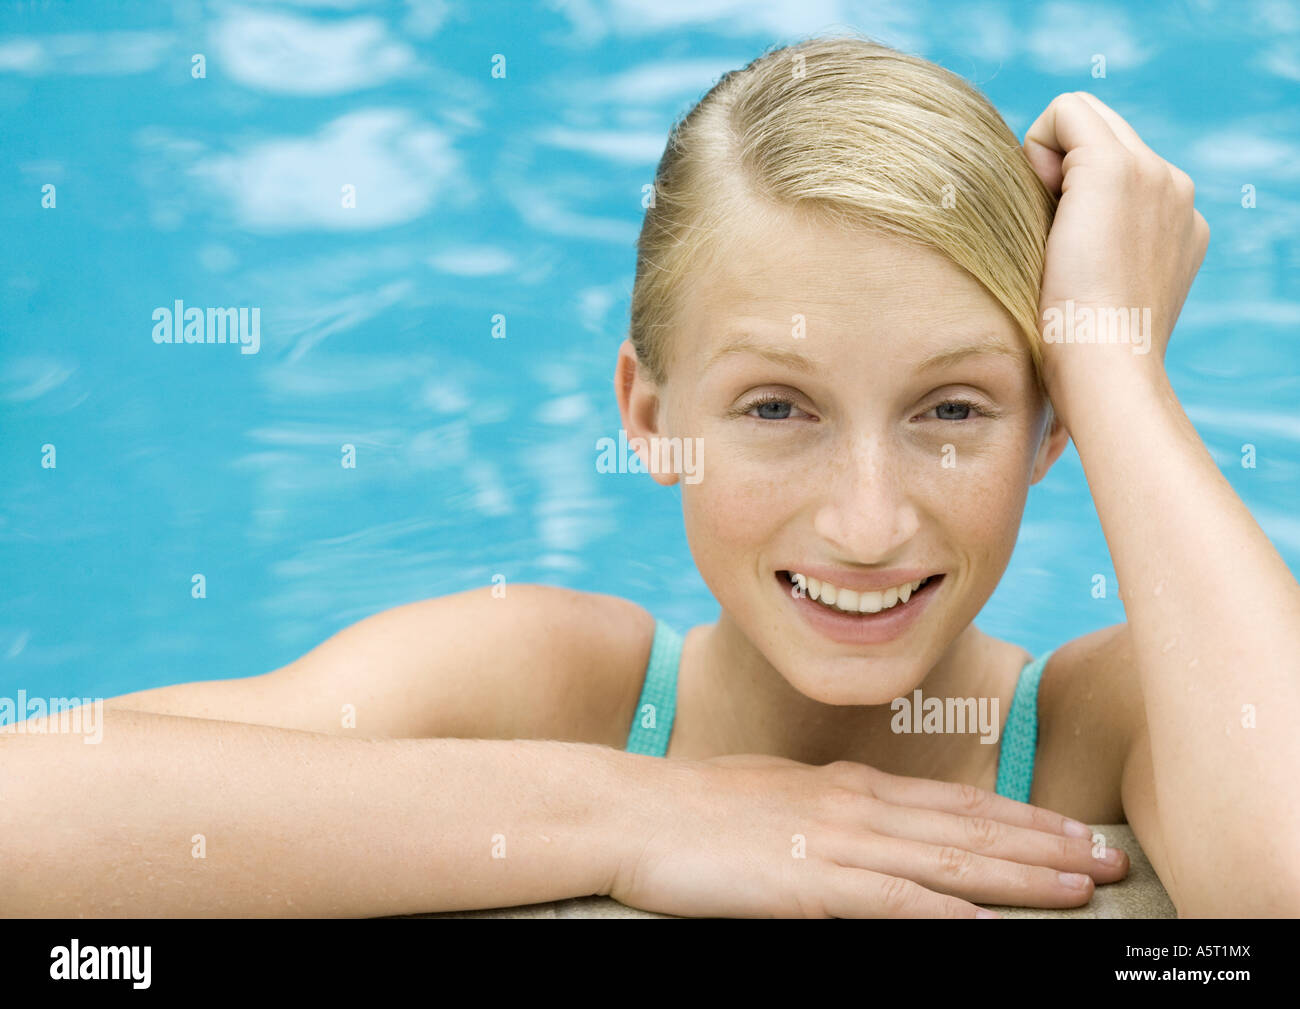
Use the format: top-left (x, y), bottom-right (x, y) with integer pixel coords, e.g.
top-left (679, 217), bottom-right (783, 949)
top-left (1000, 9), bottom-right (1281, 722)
top-left (920, 397), bottom-right (994, 422)
top-left (731, 393), bottom-right (995, 422)
top-left (730, 391), bottom-right (809, 420)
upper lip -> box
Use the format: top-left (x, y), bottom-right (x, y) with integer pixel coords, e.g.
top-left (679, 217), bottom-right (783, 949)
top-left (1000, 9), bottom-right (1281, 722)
top-left (780, 565), bottom-right (940, 593)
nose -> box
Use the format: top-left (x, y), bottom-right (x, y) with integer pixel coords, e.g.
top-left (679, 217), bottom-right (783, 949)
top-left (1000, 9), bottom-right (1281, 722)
top-left (811, 430), bottom-right (922, 561)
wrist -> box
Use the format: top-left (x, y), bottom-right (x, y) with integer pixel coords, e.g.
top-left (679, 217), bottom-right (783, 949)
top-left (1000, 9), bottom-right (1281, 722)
top-left (579, 745), bottom-right (670, 897)
top-left (590, 746), bottom-right (701, 898)
top-left (1045, 351), bottom-right (1172, 434)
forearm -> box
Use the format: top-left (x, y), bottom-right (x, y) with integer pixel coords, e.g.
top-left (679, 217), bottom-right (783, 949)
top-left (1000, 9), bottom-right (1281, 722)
top-left (0, 708), bottom-right (645, 917)
top-left (1060, 369), bottom-right (1300, 908)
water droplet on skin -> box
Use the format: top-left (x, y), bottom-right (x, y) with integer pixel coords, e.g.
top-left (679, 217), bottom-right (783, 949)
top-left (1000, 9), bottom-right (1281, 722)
top-left (1154, 580), bottom-right (1166, 596)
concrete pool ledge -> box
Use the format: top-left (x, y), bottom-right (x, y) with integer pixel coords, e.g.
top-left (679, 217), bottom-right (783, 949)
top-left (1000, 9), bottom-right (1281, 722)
top-left (399, 824), bottom-right (1177, 919)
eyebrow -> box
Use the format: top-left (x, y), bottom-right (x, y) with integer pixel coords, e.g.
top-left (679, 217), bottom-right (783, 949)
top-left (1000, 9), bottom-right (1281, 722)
top-left (707, 332), bottom-right (819, 373)
top-left (915, 337), bottom-right (1024, 371)
top-left (707, 331), bottom-right (1023, 373)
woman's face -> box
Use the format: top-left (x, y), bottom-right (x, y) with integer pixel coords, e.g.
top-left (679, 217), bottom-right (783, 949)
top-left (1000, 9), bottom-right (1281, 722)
top-left (620, 202), bottom-right (1065, 706)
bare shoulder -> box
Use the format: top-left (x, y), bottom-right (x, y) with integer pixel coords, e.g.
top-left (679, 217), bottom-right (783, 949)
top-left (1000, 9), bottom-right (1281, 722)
top-left (106, 583), bottom-right (658, 745)
top-left (321, 583), bottom-right (658, 744)
top-left (1030, 622), bottom-right (1146, 822)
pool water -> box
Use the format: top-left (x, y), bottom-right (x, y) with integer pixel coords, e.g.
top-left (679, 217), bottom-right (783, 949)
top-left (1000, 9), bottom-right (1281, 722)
top-left (2, 1), bottom-right (1297, 706)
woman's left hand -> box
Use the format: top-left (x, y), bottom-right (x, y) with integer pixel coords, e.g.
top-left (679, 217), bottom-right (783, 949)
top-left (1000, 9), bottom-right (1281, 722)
top-left (1022, 92), bottom-right (1209, 420)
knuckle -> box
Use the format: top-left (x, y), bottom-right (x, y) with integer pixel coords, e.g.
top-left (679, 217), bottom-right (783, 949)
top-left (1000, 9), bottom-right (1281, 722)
top-left (963, 815), bottom-right (1001, 850)
top-left (1018, 862), bottom-right (1043, 893)
top-left (1049, 92), bottom-right (1082, 117)
top-left (878, 874), bottom-right (917, 916)
top-left (823, 759), bottom-right (870, 788)
top-left (1027, 805), bottom-right (1058, 834)
top-left (953, 781), bottom-right (986, 813)
top-left (937, 844), bottom-right (975, 880)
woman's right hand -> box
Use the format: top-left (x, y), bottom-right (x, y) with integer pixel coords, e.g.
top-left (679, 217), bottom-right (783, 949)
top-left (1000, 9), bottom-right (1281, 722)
top-left (607, 754), bottom-right (1129, 917)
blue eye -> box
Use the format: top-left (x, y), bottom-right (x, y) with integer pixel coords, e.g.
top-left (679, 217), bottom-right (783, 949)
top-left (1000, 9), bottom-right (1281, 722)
top-left (935, 401), bottom-right (973, 421)
top-left (754, 399), bottom-right (793, 420)
top-left (734, 393), bottom-right (802, 421)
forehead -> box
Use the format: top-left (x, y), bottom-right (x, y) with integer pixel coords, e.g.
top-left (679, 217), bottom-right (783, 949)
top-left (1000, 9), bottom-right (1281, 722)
top-left (682, 202), bottom-right (1019, 342)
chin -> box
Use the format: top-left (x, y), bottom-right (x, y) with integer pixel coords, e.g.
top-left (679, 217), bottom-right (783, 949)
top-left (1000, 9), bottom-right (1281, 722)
top-left (775, 652), bottom-right (938, 707)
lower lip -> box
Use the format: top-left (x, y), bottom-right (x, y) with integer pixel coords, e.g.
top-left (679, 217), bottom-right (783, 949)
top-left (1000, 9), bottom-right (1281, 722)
top-left (777, 571), bottom-right (944, 646)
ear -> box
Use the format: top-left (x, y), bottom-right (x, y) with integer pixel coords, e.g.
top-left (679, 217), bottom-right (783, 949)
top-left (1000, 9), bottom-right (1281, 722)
top-left (1030, 405), bottom-right (1070, 485)
top-left (614, 338), bottom-right (679, 487)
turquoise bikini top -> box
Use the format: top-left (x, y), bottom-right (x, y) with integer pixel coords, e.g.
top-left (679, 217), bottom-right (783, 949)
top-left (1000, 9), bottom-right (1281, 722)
top-left (623, 620), bottom-right (1052, 803)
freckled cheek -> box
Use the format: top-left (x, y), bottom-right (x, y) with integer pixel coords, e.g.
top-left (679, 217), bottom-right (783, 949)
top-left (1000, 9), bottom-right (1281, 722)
top-left (907, 440), bottom-right (1032, 566)
top-left (685, 463), bottom-right (787, 545)
top-left (680, 456), bottom-right (792, 589)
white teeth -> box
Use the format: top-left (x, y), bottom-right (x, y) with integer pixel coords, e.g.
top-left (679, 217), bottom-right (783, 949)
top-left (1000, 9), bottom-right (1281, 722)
top-left (790, 572), bottom-right (929, 615)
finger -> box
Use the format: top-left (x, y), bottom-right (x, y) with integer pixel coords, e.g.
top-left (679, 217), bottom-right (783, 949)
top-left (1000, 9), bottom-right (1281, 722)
top-left (1024, 91), bottom-right (1121, 157)
top-left (1070, 91), bottom-right (1152, 158)
top-left (820, 866), bottom-right (997, 919)
top-left (863, 770), bottom-right (1090, 840)
top-left (1023, 134), bottom-right (1065, 193)
top-left (1024, 93), bottom-right (1128, 194)
top-left (841, 835), bottom-right (1097, 909)
top-left (858, 799), bottom-right (1129, 882)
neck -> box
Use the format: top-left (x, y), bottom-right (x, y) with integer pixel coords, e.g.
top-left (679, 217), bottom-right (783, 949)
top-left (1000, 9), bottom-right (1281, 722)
top-left (676, 610), bottom-right (1004, 776)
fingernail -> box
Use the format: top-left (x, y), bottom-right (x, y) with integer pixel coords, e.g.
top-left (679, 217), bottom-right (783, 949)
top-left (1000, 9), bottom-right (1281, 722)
top-left (1062, 819), bottom-right (1091, 838)
top-left (1059, 871), bottom-right (1092, 889)
top-left (1100, 847), bottom-right (1126, 866)
top-left (976, 909), bottom-right (1001, 919)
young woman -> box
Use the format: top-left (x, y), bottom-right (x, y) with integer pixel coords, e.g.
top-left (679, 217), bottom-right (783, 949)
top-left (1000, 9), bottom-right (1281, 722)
top-left (7, 35), bottom-right (1298, 918)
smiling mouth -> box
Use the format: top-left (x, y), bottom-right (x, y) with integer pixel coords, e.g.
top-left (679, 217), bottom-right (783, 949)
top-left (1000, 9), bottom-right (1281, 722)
top-left (777, 570), bottom-right (945, 616)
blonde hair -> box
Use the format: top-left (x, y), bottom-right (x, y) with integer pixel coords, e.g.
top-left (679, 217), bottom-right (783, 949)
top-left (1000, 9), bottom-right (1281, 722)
top-left (629, 33), bottom-right (1057, 387)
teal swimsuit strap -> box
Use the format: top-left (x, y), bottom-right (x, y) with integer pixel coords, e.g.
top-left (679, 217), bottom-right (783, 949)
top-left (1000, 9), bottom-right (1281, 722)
top-left (994, 650), bottom-right (1055, 803)
top-left (625, 620), bottom-right (684, 757)
top-left (625, 624), bottom-right (1052, 794)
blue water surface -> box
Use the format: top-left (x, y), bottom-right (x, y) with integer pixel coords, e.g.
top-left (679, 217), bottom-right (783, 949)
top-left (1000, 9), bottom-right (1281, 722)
top-left (2, 0), bottom-right (1297, 704)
